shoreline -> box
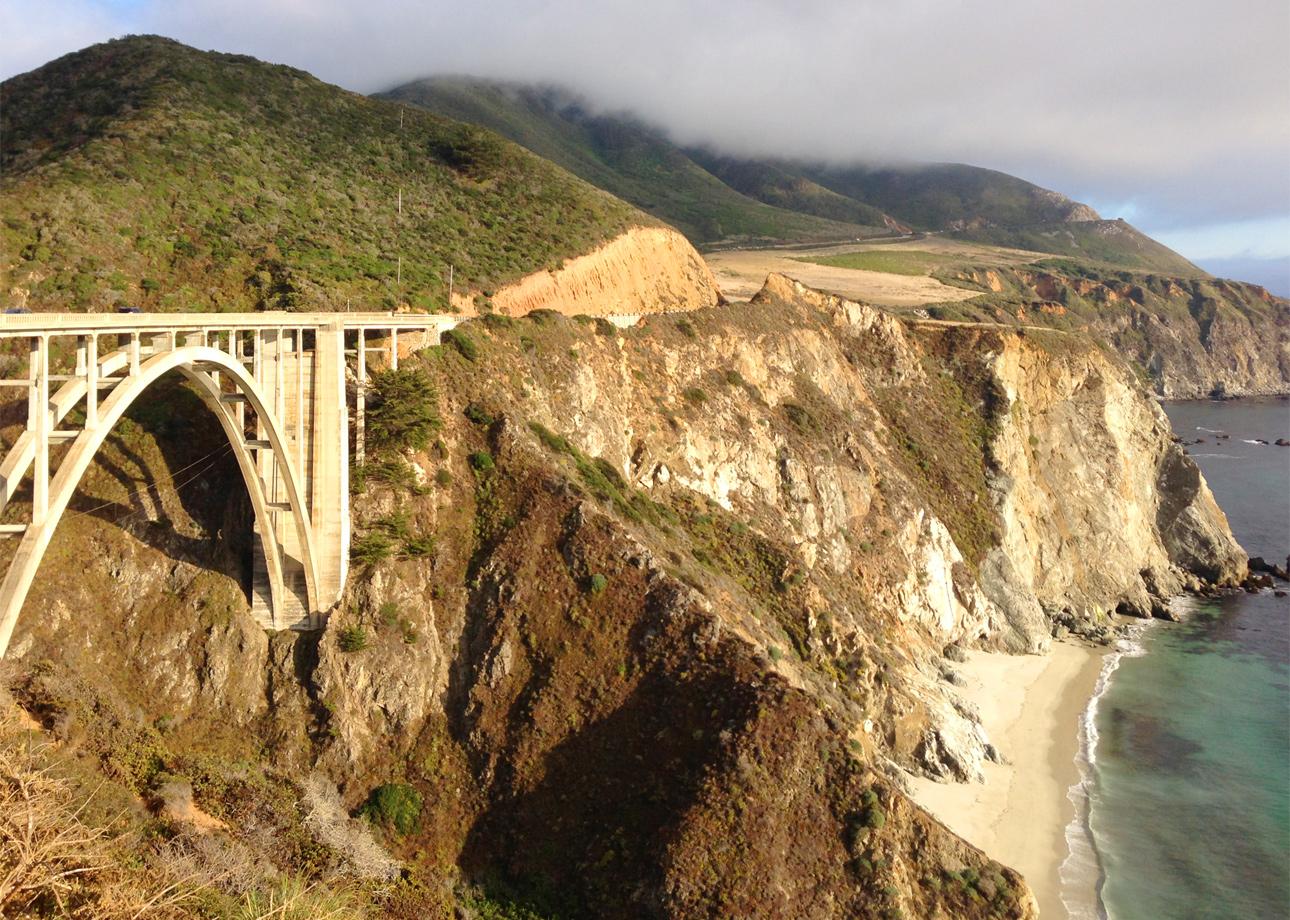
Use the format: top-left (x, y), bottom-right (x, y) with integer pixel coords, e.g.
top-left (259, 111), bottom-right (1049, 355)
top-left (1058, 618), bottom-right (1154, 920)
top-left (907, 641), bottom-right (1107, 919)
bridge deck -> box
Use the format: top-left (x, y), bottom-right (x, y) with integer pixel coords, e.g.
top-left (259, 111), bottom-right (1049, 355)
top-left (0, 311), bottom-right (458, 337)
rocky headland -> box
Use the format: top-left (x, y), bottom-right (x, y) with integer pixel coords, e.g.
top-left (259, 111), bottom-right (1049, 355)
top-left (1, 274), bottom-right (1247, 918)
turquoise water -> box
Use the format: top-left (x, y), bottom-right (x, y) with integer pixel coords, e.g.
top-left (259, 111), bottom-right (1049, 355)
top-left (1076, 399), bottom-right (1289, 919)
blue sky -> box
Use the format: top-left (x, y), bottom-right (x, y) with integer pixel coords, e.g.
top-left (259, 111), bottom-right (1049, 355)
top-left (3, 0), bottom-right (1288, 292)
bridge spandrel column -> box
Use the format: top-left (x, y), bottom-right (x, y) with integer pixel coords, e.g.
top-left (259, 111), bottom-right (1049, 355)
top-left (310, 322), bottom-right (348, 614)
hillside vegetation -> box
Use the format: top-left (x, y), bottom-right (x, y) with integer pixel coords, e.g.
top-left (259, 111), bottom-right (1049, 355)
top-left (379, 78), bottom-right (891, 246)
top-left (684, 151), bottom-right (900, 230)
top-left (786, 161), bottom-right (1099, 230)
top-left (0, 36), bottom-right (649, 313)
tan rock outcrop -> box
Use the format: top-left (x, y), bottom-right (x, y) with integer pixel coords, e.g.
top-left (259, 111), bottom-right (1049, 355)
top-left (482, 225), bottom-right (721, 317)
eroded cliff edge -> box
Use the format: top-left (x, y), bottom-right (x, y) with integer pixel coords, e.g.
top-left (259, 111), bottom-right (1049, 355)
top-left (940, 264), bottom-right (1290, 398)
top-left (2, 276), bottom-right (1245, 918)
top-left (453, 225), bottom-right (722, 318)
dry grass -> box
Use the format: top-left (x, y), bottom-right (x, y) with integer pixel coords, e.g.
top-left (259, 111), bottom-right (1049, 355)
top-left (225, 877), bottom-right (363, 920)
top-left (0, 724), bottom-right (197, 917)
top-left (0, 701), bottom-right (377, 919)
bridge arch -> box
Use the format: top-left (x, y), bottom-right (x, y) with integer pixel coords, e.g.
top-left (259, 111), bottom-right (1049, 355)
top-left (0, 345), bottom-right (320, 655)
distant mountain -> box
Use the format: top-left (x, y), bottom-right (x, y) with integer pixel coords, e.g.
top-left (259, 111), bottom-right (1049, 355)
top-left (0, 37), bottom-right (651, 312)
top-left (678, 151), bottom-right (904, 232)
top-left (386, 76), bottom-right (1210, 276)
top-left (776, 161), bottom-right (1101, 231)
top-left (378, 77), bottom-right (891, 246)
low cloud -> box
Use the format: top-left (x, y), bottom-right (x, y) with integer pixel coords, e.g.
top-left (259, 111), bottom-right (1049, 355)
top-left (4, 0), bottom-right (1288, 251)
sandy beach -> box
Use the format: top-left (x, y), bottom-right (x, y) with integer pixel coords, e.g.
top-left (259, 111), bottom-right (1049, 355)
top-left (908, 642), bottom-right (1106, 919)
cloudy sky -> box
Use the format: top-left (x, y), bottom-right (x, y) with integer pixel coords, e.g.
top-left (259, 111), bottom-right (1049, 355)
top-left (4, 0), bottom-right (1288, 290)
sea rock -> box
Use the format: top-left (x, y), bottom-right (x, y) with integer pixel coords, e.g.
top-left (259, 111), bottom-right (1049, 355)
top-left (1249, 557), bottom-right (1290, 580)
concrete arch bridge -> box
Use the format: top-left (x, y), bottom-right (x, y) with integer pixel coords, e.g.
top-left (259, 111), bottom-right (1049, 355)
top-left (0, 312), bottom-right (458, 658)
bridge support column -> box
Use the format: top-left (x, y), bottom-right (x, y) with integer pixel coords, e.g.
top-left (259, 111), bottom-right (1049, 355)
top-left (311, 322), bottom-right (348, 613)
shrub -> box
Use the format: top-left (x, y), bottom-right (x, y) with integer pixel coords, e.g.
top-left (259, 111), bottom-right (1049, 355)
top-left (468, 450), bottom-right (495, 472)
top-left (232, 876), bottom-right (363, 919)
top-left (338, 626), bottom-right (368, 653)
top-left (783, 402), bottom-right (816, 432)
top-left (587, 573), bottom-right (608, 595)
top-left (378, 602), bottom-right (400, 627)
top-left (724, 369), bottom-right (744, 386)
top-left (351, 531), bottom-right (392, 565)
top-left (361, 782), bottom-right (422, 836)
top-left (358, 457), bottom-right (418, 491)
top-left (861, 788), bottom-right (886, 829)
top-left (443, 327), bottom-right (479, 361)
top-left (434, 468), bottom-right (453, 487)
top-left (675, 318), bottom-right (697, 338)
top-left (368, 367), bottom-right (439, 452)
top-left (683, 387), bottom-right (707, 404)
top-left (529, 421), bottom-right (571, 453)
top-left (463, 402), bottom-right (494, 426)
top-left (403, 533), bottom-right (436, 557)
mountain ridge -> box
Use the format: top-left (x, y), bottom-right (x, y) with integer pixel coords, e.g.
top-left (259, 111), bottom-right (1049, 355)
top-left (385, 75), bottom-right (1207, 277)
top-left (378, 76), bottom-right (893, 246)
top-left (0, 36), bottom-right (662, 313)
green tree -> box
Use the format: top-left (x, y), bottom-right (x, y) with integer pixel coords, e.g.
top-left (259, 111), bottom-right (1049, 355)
top-left (368, 367), bottom-right (439, 452)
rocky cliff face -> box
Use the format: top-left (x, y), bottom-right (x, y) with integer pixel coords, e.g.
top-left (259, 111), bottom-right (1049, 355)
top-left (942, 265), bottom-right (1290, 398)
top-left (1, 277), bottom-right (1245, 918)
top-left (455, 226), bottom-right (722, 318)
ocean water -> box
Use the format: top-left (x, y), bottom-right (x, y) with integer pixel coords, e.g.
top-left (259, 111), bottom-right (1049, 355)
top-left (1062, 398), bottom-right (1290, 920)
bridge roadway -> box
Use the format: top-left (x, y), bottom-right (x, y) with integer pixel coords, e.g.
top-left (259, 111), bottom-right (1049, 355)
top-left (0, 311), bottom-right (459, 657)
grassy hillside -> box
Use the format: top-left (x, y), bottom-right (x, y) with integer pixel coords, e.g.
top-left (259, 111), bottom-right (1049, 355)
top-left (379, 76), bottom-right (1213, 279)
top-left (796, 249), bottom-right (961, 276)
top-left (0, 37), bottom-right (649, 313)
top-left (379, 78), bottom-right (888, 246)
top-left (789, 161), bottom-right (1100, 230)
top-left (947, 219), bottom-right (1206, 276)
top-left (707, 157), bottom-right (1206, 274)
top-left (684, 150), bottom-right (900, 230)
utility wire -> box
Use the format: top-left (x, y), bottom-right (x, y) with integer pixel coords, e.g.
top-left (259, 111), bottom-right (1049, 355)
top-left (64, 440), bottom-right (236, 522)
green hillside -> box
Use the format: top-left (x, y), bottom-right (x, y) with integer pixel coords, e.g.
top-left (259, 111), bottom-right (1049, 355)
top-left (379, 77), bottom-right (888, 246)
top-left (946, 219), bottom-right (1206, 276)
top-left (684, 150), bottom-right (901, 230)
top-left (380, 76), bottom-right (1210, 276)
top-left (0, 36), bottom-right (648, 313)
top-left (788, 161), bottom-right (1100, 230)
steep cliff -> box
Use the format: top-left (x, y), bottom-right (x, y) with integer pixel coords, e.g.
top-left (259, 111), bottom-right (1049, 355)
top-left (935, 263), bottom-right (1290, 397)
top-left (0, 278), bottom-right (1244, 918)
